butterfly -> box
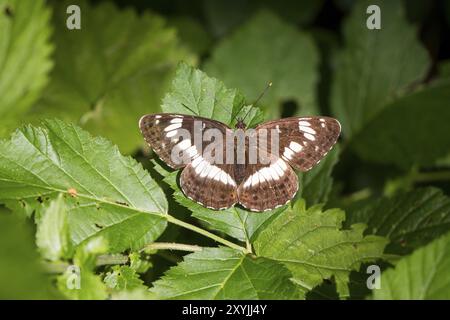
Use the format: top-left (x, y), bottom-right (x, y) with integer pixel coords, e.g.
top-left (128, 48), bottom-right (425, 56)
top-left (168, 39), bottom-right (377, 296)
top-left (139, 113), bottom-right (340, 212)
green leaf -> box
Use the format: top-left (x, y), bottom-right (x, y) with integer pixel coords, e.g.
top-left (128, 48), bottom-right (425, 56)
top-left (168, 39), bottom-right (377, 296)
top-left (129, 252), bottom-right (152, 274)
top-left (162, 62), bottom-right (263, 127)
top-left (0, 119), bottom-right (168, 252)
top-left (28, 0), bottom-right (194, 153)
top-left (0, 0), bottom-right (53, 136)
top-left (104, 265), bottom-right (145, 291)
top-left (254, 200), bottom-right (387, 298)
top-left (345, 187), bottom-right (450, 255)
top-left (204, 9), bottom-right (319, 119)
top-left (296, 144), bottom-right (340, 207)
top-left (153, 161), bottom-right (281, 243)
top-left (352, 82), bottom-right (450, 168)
top-left (111, 288), bottom-right (155, 300)
top-left (36, 194), bottom-right (72, 261)
top-left (57, 237), bottom-right (109, 300)
top-left (0, 214), bottom-right (57, 299)
top-left (169, 16), bottom-right (212, 56)
top-left (149, 247), bottom-right (299, 299)
top-left (373, 232), bottom-right (450, 299)
top-left (331, 0), bottom-right (430, 138)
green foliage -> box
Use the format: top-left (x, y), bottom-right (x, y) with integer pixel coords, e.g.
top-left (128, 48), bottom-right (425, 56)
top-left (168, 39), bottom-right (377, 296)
top-left (345, 187), bottom-right (450, 255)
top-left (150, 247), bottom-right (300, 299)
top-left (28, 0), bottom-right (194, 153)
top-left (254, 200), bottom-right (387, 298)
top-left (331, 0), bottom-right (430, 138)
top-left (373, 232), bottom-right (450, 299)
top-left (0, 0), bottom-right (53, 136)
top-left (205, 10), bottom-right (319, 118)
top-left (57, 237), bottom-right (109, 300)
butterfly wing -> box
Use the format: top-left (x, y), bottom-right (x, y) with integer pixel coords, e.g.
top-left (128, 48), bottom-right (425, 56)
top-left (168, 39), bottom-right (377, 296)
top-left (237, 153), bottom-right (298, 212)
top-left (140, 113), bottom-right (238, 209)
top-left (255, 116), bottom-right (341, 172)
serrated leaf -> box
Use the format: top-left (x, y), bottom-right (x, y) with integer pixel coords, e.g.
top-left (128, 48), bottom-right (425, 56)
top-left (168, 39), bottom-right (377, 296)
top-left (331, 0), bottom-right (430, 138)
top-left (28, 0), bottom-right (194, 153)
top-left (104, 265), bottom-right (145, 291)
top-left (296, 144), bottom-right (340, 207)
top-left (0, 119), bottom-right (168, 252)
top-left (345, 187), bottom-right (450, 255)
top-left (57, 237), bottom-right (108, 300)
top-left (373, 232), bottom-right (450, 299)
top-left (254, 200), bottom-right (387, 298)
top-left (36, 194), bottom-right (71, 261)
top-left (203, 0), bottom-right (324, 37)
top-left (129, 252), bottom-right (152, 274)
top-left (352, 82), bottom-right (450, 168)
top-left (205, 9), bottom-right (319, 119)
top-left (149, 247), bottom-right (299, 299)
top-left (153, 161), bottom-right (281, 242)
top-left (0, 0), bottom-right (53, 136)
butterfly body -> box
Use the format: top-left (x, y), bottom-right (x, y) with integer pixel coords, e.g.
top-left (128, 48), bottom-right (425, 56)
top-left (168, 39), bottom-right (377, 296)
top-left (140, 113), bottom-right (340, 212)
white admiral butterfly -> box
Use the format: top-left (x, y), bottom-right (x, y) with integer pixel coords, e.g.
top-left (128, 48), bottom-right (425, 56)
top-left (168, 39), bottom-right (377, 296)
top-left (140, 114), bottom-right (340, 212)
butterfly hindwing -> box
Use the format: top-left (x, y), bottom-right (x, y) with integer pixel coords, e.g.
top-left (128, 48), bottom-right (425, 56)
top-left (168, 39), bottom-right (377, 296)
top-left (180, 162), bottom-right (237, 210)
top-left (237, 153), bottom-right (298, 212)
top-left (256, 116), bottom-right (340, 172)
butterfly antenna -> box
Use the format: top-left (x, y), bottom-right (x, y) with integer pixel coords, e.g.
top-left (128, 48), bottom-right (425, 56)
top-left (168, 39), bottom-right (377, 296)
top-left (241, 82), bottom-right (272, 122)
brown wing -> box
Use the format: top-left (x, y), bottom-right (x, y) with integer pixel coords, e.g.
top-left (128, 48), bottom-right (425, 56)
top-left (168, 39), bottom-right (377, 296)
top-left (180, 161), bottom-right (238, 210)
top-left (237, 153), bottom-right (298, 212)
top-left (255, 116), bottom-right (340, 172)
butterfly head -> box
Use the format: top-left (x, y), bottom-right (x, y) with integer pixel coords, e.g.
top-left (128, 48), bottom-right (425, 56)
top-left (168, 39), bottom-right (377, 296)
top-left (235, 118), bottom-right (246, 129)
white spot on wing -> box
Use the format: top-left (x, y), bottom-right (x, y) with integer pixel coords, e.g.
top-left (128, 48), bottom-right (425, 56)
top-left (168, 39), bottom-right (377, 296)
top-left (176, 139), bottom-right (191, 150)
top-left (304, 133), bottom-right (316, 141)
top-left (185, 145), bottom-right (198, 158)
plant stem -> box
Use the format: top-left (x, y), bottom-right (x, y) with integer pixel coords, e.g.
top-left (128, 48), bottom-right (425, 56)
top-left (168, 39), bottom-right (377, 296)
top-left (142, 242), bottom-right (202, 252)
top-left (96, 254), bottom-right (129, 266)
top-left (167, 215), bottom-right (250, 254)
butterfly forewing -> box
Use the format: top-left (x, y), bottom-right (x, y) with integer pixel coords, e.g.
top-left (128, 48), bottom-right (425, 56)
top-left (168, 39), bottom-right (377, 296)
top-left (256, 116), bottom-right (340, 172)
top-left (139, 113), bottom-right (231, 169)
